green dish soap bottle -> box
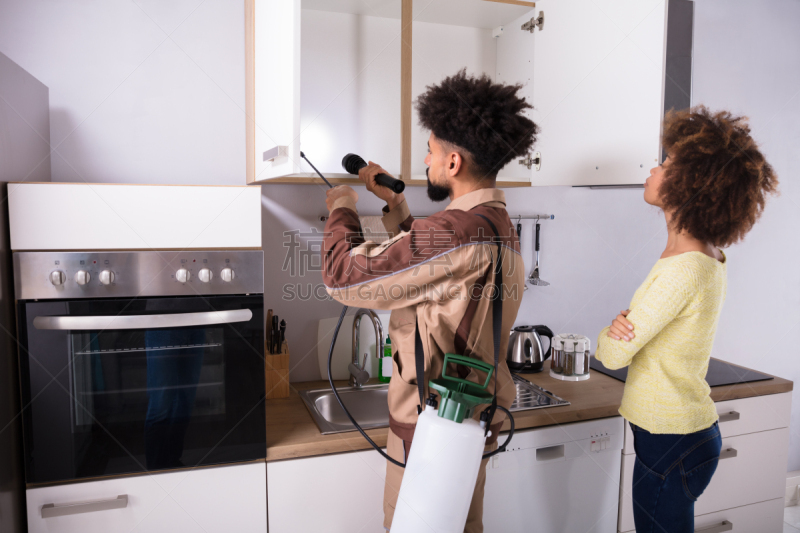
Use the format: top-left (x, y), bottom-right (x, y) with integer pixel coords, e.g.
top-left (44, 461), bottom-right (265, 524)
top-left (379, 336), bottom-right (392, 383)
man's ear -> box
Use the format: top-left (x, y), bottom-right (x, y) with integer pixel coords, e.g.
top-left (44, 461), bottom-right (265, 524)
top-left (448, 152), bottom-right (463, 176)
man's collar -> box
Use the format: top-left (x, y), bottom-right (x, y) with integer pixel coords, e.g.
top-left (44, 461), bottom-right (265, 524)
top-left (446, 188), bottom-right (506, 212)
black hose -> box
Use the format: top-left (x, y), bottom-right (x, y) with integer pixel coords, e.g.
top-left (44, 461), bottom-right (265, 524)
top-left (326, 306), bottom-right (516, 467)
top-left (481, 405), bottom-right (515, 459)
top-left (327, 305), bottom-right (406, 468)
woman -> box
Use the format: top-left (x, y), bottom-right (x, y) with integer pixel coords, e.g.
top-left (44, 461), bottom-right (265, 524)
top-left (595, 106), bottom-right (778, 532)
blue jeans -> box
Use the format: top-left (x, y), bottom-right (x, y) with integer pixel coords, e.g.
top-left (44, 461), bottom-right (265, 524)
top-left (631, 421), bottom-right (722, 533)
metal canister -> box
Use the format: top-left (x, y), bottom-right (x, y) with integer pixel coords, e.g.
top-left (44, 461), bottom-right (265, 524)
top-left (550, 336), bottom-right (564, 374)
top-left (563, 339), bottom-right (576, 376)
top-left (550, 333), bottom-right (591, 382)
top-left (572, 337), bottom-right (588, 375)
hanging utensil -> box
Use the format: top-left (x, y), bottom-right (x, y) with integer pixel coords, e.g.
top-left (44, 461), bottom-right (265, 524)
top-left (518, 217), bottom-right (530, 292)
top-left (528, 221), bottom-right (550, 286)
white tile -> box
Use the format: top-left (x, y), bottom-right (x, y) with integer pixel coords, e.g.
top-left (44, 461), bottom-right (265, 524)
top-left (785, 505), bottom-right (800, 529)
top-left (784, 522), bottom-right (799, 533)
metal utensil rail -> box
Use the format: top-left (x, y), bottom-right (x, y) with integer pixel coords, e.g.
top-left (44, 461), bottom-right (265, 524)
top-left (319, 213), bottom-right (554, 222)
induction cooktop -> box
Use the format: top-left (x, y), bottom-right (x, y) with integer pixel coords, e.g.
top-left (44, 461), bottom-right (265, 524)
top-left (589, 357), bottom-right (774, 387)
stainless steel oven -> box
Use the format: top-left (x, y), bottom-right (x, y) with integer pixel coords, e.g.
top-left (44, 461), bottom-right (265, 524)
top-left (14, 251), bottom-right (265, 486)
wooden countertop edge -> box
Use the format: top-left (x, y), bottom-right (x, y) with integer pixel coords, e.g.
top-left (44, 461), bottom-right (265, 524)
top-left (265, 364), bottom-right (793, 463)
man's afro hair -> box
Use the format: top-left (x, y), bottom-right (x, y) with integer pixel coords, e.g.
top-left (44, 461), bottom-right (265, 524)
top-left (416, 69), bottom-right (538, 179)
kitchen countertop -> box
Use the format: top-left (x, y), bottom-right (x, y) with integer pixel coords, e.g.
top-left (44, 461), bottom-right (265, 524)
top-left (264, 358), bottom-right (792, 462)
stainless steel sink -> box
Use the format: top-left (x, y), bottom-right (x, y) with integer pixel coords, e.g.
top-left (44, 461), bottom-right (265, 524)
top-left (299, 375), bottom-right (570, 435)
top-left (299, 384), bottom-right (390, 435)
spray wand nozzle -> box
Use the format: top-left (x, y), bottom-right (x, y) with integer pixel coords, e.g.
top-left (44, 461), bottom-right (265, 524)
top-left (300, 151), bottom-right (334, 188)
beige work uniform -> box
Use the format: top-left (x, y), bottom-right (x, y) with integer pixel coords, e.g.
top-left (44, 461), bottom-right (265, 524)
top-left (322, 189), bottom-right (524, 532)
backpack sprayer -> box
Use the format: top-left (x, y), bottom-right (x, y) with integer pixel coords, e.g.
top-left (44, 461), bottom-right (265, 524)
top-left (305, 151), bottom-right (515, 532)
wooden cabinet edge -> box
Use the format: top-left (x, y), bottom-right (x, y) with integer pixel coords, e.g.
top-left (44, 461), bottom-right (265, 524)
top-left (252, 176), bottom-right (532, 188)
top-left (484, 0), bottom-right (535, 6)
top-left (245, 0), bottom-right (255, 186)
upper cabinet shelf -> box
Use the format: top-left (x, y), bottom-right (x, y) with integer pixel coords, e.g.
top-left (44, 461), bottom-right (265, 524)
top-left (302, 0), bottom-right (535, 29)
top-left (246, 0), bottom-right (666, 188)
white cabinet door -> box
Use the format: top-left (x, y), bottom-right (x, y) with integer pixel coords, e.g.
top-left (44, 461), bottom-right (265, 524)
top-left (530, 0), bottom-right (667, 186)
top-left (248, 0), bottom-right (301, 183)
top-left (494, 7), bottom-right (539, 182)
top-left (27, 463), bottom-right (267, 533)
top-left (267, 449), bottom-right (387, 533)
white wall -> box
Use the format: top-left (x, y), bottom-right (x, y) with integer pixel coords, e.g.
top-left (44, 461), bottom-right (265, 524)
top-left (691, 0), bottom-right (800, 472)
top-left (1, 0), bottom-right (797, 471)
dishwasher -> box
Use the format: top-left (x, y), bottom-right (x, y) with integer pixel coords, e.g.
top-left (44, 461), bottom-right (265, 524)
top-left (483, 415), bottom-right (624, 533)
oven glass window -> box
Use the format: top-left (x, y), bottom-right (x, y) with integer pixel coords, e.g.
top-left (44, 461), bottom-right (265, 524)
top-left (18, 296), bottom-right (265, 484)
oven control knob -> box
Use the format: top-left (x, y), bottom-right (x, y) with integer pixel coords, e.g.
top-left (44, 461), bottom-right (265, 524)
top-left (75, 270), bottom-right (91, 286)
top-left (99, 270), bottom-right (115, 285)
top-left (220, 268), bottom-right (235, 282)
top-left (175, 268), bottom-right (191, 283)
top-left (49, 270), bottom-right (66, 286)
top-left (198, 268), bottom-right (213, 283)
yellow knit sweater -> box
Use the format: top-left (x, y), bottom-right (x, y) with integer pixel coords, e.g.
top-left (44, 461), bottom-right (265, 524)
top-left (595, 251), bottom-right (727, 434)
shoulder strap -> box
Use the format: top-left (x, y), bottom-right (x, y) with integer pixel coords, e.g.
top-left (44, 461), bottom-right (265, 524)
top-left (474, 214), bottom-right (503, 432)
top-left (414, 317), bottom-right (425, 413)
top-left (413, 213), bottom-right (504, 421)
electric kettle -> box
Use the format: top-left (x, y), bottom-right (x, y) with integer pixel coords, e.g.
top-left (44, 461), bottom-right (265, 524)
top-left (507, 325), bottom-right (554, 373)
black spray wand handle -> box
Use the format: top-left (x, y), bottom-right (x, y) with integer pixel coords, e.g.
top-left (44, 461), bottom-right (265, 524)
top-left (300, 151), bottom-right (334, 189)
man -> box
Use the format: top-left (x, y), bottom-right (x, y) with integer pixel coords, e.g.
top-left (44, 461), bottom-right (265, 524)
top-left (321, 70), bottom-right (538, 532)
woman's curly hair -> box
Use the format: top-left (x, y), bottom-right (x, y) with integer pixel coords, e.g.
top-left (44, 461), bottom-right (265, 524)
top-left (661, 106), bottom-right (778, 247)
top-left (416, 69), bottom-right (538, 179)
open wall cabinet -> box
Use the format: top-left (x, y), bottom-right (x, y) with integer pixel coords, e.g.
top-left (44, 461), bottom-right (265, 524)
top-left (246, 0), bottom-right (667, 187)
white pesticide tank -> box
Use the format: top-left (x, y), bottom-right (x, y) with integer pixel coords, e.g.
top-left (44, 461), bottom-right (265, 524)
top-left (390, 406), bottom-right (488, 532)
top-left (390, 353), bottom-right (497, 533)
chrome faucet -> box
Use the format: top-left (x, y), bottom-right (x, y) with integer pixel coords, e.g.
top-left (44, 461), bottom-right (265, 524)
top-left (350, 308), bottom-right (384, 388)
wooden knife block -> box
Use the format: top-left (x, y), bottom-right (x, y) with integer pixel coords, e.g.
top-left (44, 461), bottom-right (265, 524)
top-left (265, 340), bottom-right (290, 399)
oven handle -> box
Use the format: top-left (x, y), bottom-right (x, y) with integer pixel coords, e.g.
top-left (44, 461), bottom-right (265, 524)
top-left (33, 309), bottom-right (253, 330)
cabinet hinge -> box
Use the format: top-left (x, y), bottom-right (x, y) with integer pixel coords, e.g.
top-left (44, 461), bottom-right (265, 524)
top-left (519, 151), bottom-right (541, 171)
top-left (521, 11), bottom-right (544, 33)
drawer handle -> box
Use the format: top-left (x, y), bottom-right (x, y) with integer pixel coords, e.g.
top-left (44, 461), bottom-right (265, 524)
top-left (719, 448), bottom-right (738, 460)
top-left (695, 520), bottom-right (733, 533)
top-left (41, 494), bottom-right (128, 518)
top-left (718, 411), bottom-right (740, 423)
top-left (536, 444), bottom-right (565, 462)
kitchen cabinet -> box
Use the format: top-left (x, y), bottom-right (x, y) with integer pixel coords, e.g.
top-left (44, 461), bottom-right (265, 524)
top-left (616, 392), bottom-right (793, 533)
top-left (25, 462), bottom-right (267, 533)
top-left (267, 418), bottom-right (624, 533)
top-left (8, 183), bottom-right (261, 250)
top-left (266, 448), bottom-right (386, 532)
top-left (246, 0), bottom-right (666, 187)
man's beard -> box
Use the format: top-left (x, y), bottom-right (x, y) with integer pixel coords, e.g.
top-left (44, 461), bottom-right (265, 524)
top-left (426, 168), bottom-right (451, 202)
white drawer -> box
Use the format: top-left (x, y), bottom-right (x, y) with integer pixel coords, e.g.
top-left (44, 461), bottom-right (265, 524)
top-left (694, 497), bottom-right (785, 533)
top-left (26, 463), bottom-right (267, 533)
top-left (622, 392), bottom-right (792, 455)
top-left (619, 497), bottom-right (785, 533)
top-left (618, 427), bottom-right (790, 533)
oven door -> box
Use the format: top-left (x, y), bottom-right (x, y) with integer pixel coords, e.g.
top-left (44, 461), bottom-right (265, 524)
top-left (17, 295), bottom-right (265, 485)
